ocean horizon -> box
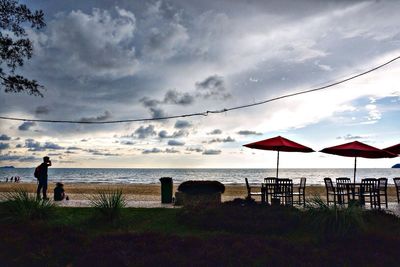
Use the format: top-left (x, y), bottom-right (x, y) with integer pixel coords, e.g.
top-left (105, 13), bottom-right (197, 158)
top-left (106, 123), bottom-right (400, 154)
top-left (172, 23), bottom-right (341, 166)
top-left (1, 168), bottom-right (399, 185)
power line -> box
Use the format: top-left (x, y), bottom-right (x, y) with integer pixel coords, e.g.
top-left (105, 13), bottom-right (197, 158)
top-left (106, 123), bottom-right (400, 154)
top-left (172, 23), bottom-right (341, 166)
top-left (1, 55), bottom-right (400, 124)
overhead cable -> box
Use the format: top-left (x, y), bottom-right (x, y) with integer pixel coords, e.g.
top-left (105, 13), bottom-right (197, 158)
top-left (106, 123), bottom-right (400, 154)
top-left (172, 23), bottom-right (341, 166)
top-left (1, 55), bottom-right (400, 124)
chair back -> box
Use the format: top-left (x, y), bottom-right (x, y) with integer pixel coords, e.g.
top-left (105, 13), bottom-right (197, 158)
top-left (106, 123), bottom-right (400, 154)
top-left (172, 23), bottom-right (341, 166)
top-left (245, 178), bottom-right (251, 195)
top-left (361, 178), bottom-right (378, 193)
top-left (299, 177), bottom-right (306, 189)
top-left (276, 179), bottom-right (293, 194)
top-left (378, 178), bottom-right (387, 191)
top-left (324, 178), bottom-right (334, 192)
top-left (264, 177), bottom-right (277, 184)
top-left (394, 178), bottom-right (400, 189)
top-left (336, 177), bottom-right (351, 184)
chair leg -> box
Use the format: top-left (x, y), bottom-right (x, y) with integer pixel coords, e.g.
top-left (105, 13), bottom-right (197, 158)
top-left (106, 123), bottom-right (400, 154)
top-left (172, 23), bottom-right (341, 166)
top-left (385, 193), bottom-right (388, 208)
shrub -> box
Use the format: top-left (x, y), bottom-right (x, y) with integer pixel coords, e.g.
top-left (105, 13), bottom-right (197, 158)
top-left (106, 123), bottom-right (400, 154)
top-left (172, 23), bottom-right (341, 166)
top-left (89, 189), bottom-right (126, 222)
top-left (179, 200), bottom-right (301, 235)
top-left (304, 196), bottom-right (365, 239)
top-left (3, 189), bottom-right (55, 221)
top-left (177, 181), bottom-right (225, 194)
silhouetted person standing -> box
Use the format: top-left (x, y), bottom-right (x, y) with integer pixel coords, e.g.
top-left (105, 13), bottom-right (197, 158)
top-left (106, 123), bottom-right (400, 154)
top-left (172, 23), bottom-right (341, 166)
top-left (36, 156), bottom-right (51, 200)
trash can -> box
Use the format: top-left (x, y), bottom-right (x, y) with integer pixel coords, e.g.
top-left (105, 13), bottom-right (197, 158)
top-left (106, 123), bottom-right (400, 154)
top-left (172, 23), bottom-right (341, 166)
top-left (159, 177), bottom-right (173, 204)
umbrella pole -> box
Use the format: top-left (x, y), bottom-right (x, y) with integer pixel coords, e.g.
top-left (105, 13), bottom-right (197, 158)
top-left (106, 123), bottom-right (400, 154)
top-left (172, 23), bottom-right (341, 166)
top-left (353, 157), bottom-right (357, 183)
top-left (276, 150), bottom-right (280, 179)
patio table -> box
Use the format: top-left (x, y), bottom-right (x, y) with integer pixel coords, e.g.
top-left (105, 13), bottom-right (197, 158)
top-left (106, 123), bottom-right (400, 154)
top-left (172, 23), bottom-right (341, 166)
top-left (336, 182), bottom-right (362, 202)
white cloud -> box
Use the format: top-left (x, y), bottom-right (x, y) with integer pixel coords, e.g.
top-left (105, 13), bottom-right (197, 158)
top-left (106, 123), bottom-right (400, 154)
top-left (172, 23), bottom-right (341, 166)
top-left (32, 7), bottom-right (138, 78)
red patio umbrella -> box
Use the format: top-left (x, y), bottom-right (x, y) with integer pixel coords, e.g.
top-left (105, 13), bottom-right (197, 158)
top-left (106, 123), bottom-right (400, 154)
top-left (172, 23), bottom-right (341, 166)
top-left (243, 136), bottom-right (314, 178)
top-left (320, 141), bottom-right (397, 183)
top-left (383, 143), bottom-right (400, 155)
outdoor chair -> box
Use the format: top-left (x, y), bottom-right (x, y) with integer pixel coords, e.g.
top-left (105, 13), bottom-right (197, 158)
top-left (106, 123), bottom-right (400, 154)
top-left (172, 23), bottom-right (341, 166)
top-left (336, 177), bottom-right (352, 204)
top-left (377, 178), bottom-right (388, 208)
top-left (264, 177), bottom-right (277, 205)
top-left (245, 178), bottom-right (264, 202)
top-left (292, 177), bottom-right (306, 207)
top-left (394, 178), bottom-right (400, 203)
top-left (274, 178), bottom-right (293, 206)
top-left (360, 178), bottom-right (380, 209)
top-left (324, 178), bottom-right (346, 206)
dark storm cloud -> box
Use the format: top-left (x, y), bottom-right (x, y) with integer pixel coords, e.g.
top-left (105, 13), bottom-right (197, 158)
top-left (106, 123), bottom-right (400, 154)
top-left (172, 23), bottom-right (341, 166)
top-left (80, 111), bottom-right (111, 122)
top-left (163, 90), bottom-right (194, 105)
top-left (142, 148), bottom-right (162, 154)
top-left (0, 143), bottom-right (10, 150)
top-left (67, 146), bottom-right (82, 150)
top-left (35, 106), bottom-right (50, 115)
top-left (18, 122), bottom-right (36, 131)
top-left (158, 129), bottom-right (189, 139)
top-left (202, 149), bottom-right (221, 155)
top-left (0, 154), bottom-right (38, 162)
top-left (133, 125), bottom-right (157, 139)
top-left (85, 149), bottom-right (119, 156)
top-left (140, 90), bottom-right (194, 118)
top-left (207, 136), bottom-right (235, 143)
top-left (207, 129), bottom-right (222, 135)
top-left (0, 134), bottom-right (11, 141)
top-left (237, 130), bottom-right (262, 136)
top-left (195, 75), bottom-right (230, 100)
top-left (172, 129), bottom-right (189, 138)
top-left (142, 147), bottom-right (180, 154)
top-left (24, 139), bottom-right (64, 151)
top-left (140, 97), bottom-right (160, 107)
top-left (158, 130), bottom-right (169, 139)
top-left (168, 140), bottom-right (185, 146)
top-left (196, 75), bottom-right (224, 91)
top-left (186, 147), bottom-right (203, 153)
top-left (174, 120), bottom-right (192, 129)
top-left (149, 107), bottom-right (166, 118)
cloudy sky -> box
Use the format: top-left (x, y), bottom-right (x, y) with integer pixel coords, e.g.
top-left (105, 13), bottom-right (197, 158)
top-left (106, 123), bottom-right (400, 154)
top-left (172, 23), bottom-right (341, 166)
top-left (1, 0), bottom-right (399, 168)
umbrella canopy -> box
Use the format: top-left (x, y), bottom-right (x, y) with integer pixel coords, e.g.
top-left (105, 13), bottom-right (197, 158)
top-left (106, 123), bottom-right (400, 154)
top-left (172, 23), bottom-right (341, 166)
top-left (320, 141), bottom-right (396, 182)
top-left (243, 136), bottom-right (314, 178)
top-left (383, 143), bottom-right (400, 155)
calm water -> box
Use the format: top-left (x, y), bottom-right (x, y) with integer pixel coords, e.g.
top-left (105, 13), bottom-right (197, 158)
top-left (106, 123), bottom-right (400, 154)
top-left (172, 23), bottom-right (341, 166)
top-left (0, 168), bottom-right (399, 185)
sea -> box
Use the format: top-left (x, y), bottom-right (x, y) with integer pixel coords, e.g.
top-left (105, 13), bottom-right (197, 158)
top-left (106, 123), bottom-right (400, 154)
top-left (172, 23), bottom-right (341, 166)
top-left (0, 168), bottom-right (399, 185)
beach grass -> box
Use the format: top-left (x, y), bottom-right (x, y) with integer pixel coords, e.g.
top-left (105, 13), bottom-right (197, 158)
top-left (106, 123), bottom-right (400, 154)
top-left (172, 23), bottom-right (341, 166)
top-left (0, 200), bottom-right (399, 266)
top-left (1, 188), bottom-right (56, 221)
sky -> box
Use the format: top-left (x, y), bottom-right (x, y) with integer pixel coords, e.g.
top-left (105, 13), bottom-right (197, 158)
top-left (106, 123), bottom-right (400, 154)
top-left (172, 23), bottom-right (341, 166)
top-left (0, 0), bottom-right (399, 168)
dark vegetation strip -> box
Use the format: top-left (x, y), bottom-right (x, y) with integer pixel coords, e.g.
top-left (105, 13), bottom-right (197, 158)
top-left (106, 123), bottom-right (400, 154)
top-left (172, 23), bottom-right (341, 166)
top-left (0, 199), bottom-right (400, 266)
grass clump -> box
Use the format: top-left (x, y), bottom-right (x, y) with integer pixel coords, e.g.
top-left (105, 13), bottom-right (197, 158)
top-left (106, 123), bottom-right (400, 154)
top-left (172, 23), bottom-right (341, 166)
top-left (89, 189), bottom-right (126, 222)
top-left (304, 195), bottom-right (365, 239)
top-left (2, 189), bottom-right (55, 221)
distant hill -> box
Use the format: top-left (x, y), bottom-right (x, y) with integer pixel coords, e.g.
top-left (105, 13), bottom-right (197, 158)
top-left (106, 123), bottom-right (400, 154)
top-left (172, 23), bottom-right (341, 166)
top-left (0, 166), bottom-right (15, 169)
top-left (392, 164), bottom-right (400, 168)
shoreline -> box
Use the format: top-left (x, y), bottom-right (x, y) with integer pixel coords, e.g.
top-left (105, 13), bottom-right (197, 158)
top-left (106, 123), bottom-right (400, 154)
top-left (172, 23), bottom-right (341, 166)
top-left (0, 182), bottom-right (399, 202)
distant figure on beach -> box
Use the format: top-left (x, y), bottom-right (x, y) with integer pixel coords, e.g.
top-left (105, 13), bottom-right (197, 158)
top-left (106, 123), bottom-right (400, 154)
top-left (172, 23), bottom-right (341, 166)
top-left (6, 177), bottom-right (8, 182)
top-left (35, 156), bottom-right (52, 200)
top-left (10, 176), bottom-right (13, 182)
top-left (54, 182), bottom-right (68, 201)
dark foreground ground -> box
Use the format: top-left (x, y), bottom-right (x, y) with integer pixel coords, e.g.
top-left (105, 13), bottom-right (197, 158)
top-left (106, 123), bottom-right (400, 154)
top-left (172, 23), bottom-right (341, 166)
top-left (1, 201), bottom-right (400, 267)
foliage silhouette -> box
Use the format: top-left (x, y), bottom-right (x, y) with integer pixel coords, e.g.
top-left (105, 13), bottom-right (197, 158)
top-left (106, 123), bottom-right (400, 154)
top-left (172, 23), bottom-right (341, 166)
top-left (0, 0), bottom-right (45, 96)
top-left (3, 188), bottom-right (55, 221)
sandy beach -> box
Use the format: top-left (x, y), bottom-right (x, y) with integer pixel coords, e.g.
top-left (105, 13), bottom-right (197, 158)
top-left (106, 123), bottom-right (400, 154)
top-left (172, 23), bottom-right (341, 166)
top-left (0, 182), bottom-right (399, 202)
